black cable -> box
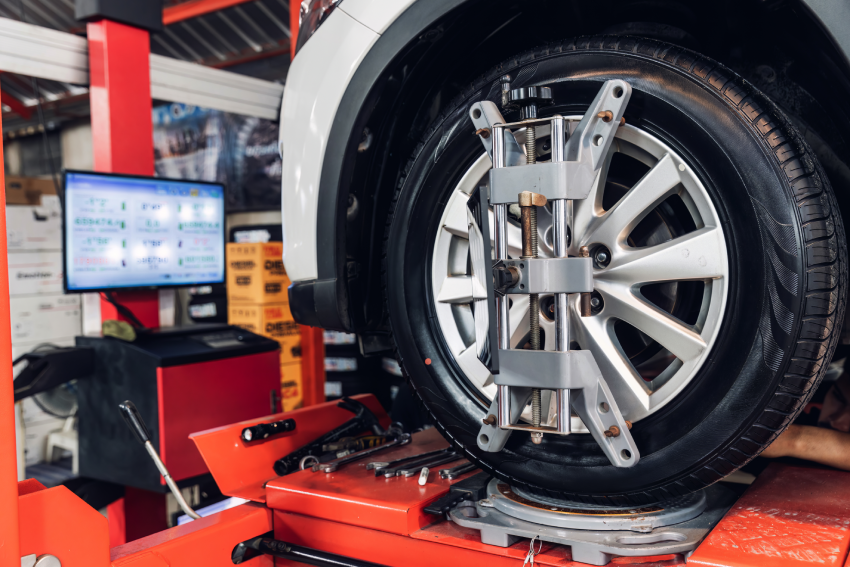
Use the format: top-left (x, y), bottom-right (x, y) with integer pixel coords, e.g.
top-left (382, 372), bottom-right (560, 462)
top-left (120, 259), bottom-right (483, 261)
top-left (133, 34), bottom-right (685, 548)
top-left (101, 292), bottom-right (148, 330)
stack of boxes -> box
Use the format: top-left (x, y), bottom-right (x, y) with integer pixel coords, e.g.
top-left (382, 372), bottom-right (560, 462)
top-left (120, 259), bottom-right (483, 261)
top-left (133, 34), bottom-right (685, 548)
top-left (226, 242), bottom-right (302, 411)
top-left (6, 176), bottom-right (83, 469)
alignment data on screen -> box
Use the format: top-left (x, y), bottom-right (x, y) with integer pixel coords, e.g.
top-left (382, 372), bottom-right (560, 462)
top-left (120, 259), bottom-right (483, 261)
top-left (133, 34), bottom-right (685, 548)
top-left (65, 172), bottom-right (225, 291)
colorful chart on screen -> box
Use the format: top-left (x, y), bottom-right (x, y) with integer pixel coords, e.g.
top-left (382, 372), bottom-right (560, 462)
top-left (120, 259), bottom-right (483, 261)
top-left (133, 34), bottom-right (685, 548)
top-left (64, 171), bottom-right (225, 291)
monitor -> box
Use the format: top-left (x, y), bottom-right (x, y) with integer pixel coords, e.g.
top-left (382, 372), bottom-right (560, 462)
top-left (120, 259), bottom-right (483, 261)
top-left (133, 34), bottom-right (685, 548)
top-left (63, 170), bottom-right (226, 292)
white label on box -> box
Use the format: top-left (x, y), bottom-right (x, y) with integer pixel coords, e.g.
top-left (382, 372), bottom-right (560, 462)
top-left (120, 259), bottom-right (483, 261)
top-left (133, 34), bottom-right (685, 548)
top-left (325, 357), bottom-right (358, 372)
top-left (6, 202), bottom-right (62, 251)
top-left (189, 302), bottom-right (217, 318)
top-left (8, 251), bottom-right (64, 296)
top-left (10, 295), bottom-right (81, 345)
top-left (324, 330), bottom-right (357, 345)
top-left (325, 381), bottom-right (343, 398)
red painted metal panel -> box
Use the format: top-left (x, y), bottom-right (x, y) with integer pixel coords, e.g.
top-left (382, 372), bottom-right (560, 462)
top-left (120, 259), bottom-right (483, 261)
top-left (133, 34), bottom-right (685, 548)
top-left (274, 512), bottom-right (686, 567)
top-left (266, 428), bottom-right (466, 536)
top-left (163, 0), bottom-right (255, 25)
top-left (689, 463), bottom-right (850, 567)
top-left (157, 351), bottom-right (280, 482)
top-left (111, 502), bottom-right (273, 567)
top-left (0, 105), bottom-right (19, 565)
top-left (300, 325), bottom-right (326, 407)
top-left (19, 485), bottom-right (111, 567)
top-left (290, 0), bottom-right (299, 56)
top-left (190, 393), bottom-right (389, 503)
top-left (100, 290), bottom-right (162, 328)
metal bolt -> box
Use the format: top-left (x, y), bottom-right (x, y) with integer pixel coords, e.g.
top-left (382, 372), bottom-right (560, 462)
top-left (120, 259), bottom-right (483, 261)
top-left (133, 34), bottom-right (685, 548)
top-left (604, 425), bottom-right (621, 438)
top-left (475, 128), bottom-right (491, 139)
top-left (482, 414), bottom-right (496, 426)
top-left (519, 191), bottom-right (547, 431)
top-left (590, 297), bottom-right (601, 309)
top-left (530, 431), bottom-right (543, 445)
top-left (620, 117), bottom-right (626, 126)
top-left (626, 420), bottom-right (632, 430)
top-left (597, 110), bottom-right (613, 122)
top-left (34, 556), bottom-right (61, 567)
top-left (579, 246), bottom-right (592, 317)
top-left (595, 250), bottom-right (609, 264)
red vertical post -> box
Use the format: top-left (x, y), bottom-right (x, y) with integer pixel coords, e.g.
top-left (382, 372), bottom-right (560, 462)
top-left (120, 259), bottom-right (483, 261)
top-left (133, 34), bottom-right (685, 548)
top-left (87, 18), bottom-right (166, 541)
top-left (0, 106), bottom-right (21, 567)
top-left (88, 19), bottom-right (160, 329)
top-left (300, 326), bottom-right (326, 407)
top-left (290, 0), bottom-right (299, 57)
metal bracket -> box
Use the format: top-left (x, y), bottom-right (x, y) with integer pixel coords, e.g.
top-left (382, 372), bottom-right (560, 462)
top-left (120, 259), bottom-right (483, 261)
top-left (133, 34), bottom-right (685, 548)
top-left (501, 257), bottom-right (593, 295)
top-left (469, 101), bottom-right (526, 167)
top-left (493, 349), bottom-right (639, 468)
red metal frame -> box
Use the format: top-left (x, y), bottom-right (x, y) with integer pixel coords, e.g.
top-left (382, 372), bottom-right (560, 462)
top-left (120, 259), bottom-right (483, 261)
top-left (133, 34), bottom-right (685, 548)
top-left (290, 0), bottom-right (299, 56)
top-left (0, 97), bottom-right (20, 567)
top-left (300, 325), bottom-right (326, 407)
top-left (163, 0), bottom-right (255, 25)
top-left (0, 89), bottom-right (31, 120)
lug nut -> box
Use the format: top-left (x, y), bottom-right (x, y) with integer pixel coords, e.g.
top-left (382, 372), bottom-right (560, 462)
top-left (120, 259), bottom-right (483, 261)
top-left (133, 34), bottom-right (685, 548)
top-left (531, 432), bottom-right (543, 445)
top-left (590, 297), bottom-right (601, 309)
top-left (482, 414), bottom-right (496, 426)
top-left (595, 251), bottom-right (609, 264)
top-left (604, 426), bottom-right (621, 438)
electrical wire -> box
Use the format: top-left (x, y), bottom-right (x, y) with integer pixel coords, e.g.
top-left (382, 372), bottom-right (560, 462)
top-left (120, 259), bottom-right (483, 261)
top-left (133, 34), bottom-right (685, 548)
top-left (100, 292), bottom-right (148, 330)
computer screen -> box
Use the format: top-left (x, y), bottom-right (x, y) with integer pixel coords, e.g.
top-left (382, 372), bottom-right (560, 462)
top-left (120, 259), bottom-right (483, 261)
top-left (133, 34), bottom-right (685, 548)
top-left (63, 171), bottom-right (226, 292)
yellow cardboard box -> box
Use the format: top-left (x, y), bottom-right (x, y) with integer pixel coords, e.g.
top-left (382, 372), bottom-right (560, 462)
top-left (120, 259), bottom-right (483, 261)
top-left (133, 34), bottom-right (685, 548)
top-left (226, 242), bottom-right (290, 303)
top-left (228, 303), bottom-right (301, 364)
top-left (281, 361), bottom-right (302, 412)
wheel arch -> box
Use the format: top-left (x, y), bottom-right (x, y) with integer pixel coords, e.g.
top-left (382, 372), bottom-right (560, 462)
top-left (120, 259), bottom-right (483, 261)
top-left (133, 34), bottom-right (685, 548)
top-left (295, 0), bottom-right (850, 347)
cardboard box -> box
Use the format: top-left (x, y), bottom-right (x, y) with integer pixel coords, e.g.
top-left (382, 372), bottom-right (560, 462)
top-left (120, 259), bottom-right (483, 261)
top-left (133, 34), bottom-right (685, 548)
top-left (281, 361), bottom-right (302, 412)
top-left (226, 242), bottom-right (290, 303)
top-left (6, 176), bottom-right (57, 206)
top-left (8, 251), bottom-right (64, 296)
top-left (229, 303), bottom-right (301, 363)
top-left (6, 196), bottom-right (63, 252)
top-left (10, 294), bottom-right (81, 345)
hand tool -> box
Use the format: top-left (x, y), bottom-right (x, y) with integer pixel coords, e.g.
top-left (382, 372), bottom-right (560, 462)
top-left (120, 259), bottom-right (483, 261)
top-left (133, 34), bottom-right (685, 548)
top-left (397, 453), bottom-right (463, 478)
top-left (366, 447), bottom-right (452, 471)
top-left (378, 449), bottom-right (458, 478)
top-left (418, 467), bottom-right (430, 486)
top-left (241, 418), bottom-right (296, 442)
top-left (313, 433), bottom-right (411, 473)
top-left (118, 400), bottom-right (200, 520)
top-left (273, 397), bottom-right (386, 476)
top-left (439, 461), bottom-right (477, 480)
top-left (423, 472), bottom-right (492, 515)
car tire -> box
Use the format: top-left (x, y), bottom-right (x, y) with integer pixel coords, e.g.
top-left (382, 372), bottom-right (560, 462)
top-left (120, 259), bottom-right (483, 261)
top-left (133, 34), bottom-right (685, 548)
top-left (383, 36), bottom-right (846, 505)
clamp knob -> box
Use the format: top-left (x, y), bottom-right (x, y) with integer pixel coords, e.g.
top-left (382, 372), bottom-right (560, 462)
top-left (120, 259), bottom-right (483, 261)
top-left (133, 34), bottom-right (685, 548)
top-left (510, 86), bottom-right (553, 119)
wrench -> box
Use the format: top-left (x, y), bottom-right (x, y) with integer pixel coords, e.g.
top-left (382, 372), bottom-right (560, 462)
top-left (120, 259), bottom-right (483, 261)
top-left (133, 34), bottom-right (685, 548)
top-left (313, 434), bottom-right (411, 473)
top-left (367, 448), bottom-right (454, 472)
top-left (440, 461), bottom-right (477, 480)
top-left (378, 449), bottom-right (458, 478)
top-left (397, 454), bottom-right (463, 478)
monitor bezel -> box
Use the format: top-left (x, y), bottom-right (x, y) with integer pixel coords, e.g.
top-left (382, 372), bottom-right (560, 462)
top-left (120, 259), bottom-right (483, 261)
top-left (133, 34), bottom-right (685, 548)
top-left (61, 169), bottom-right (227, 294)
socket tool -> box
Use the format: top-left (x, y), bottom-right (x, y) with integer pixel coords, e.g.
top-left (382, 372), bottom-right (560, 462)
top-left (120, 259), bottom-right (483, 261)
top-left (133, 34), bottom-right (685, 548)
top-left (313, 433), bottom-right (412, 473)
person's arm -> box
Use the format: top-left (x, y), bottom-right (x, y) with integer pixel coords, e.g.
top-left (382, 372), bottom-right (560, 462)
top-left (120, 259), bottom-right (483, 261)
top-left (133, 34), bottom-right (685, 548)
top-left (761, 424), bottom-right (850, 470)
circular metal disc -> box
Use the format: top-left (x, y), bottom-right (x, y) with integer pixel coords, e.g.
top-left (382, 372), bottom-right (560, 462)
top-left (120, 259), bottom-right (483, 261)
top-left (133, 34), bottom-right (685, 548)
top-left (488, 479), bottom-right (706, 532)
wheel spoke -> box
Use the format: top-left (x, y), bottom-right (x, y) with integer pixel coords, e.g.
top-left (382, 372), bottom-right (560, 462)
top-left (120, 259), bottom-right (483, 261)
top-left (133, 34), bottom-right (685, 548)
top-left (509, 295), bottom-right (530, 348)
top-left (571, 147), bottom-right (613, 255)
top-left (580, 153), bottom-right (681, 248)
top-left (600, 227), bottom-right (725, 285)
top-left (597, 281), bottom-right (707, 362)
top-left (437, 276), bottom-right (473, 304)
top-left (442, 189), bottom-right (470, 238)
top-left (571, 307), bottom-right (651, 411)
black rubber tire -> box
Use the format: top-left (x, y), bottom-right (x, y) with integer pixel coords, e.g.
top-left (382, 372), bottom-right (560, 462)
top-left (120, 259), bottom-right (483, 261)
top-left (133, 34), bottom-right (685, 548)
top-left (383, 36), bottom-right (847, 505)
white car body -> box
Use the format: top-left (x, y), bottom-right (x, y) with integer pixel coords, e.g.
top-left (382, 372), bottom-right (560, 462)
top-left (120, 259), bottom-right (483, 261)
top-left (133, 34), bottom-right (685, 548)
top-left (279, 0), bottom-right (415, 282)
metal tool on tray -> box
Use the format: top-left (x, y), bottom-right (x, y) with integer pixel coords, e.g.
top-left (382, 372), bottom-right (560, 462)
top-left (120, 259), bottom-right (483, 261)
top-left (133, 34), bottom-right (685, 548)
top-left (367, 447), bottom-right (452, 472)
top-left (439, 461), bottom-right (477, 480)
top-left (273, 397), bottom-right (386, 476)
top-left (313, 433), bottom-right (411, 473)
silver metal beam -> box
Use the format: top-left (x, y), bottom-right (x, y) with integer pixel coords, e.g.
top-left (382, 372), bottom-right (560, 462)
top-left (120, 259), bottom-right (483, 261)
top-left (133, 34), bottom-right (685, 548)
top-left (0, 17), bottom-right (88, 84)
top-left (150, 53), bottom-right (284, 119)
